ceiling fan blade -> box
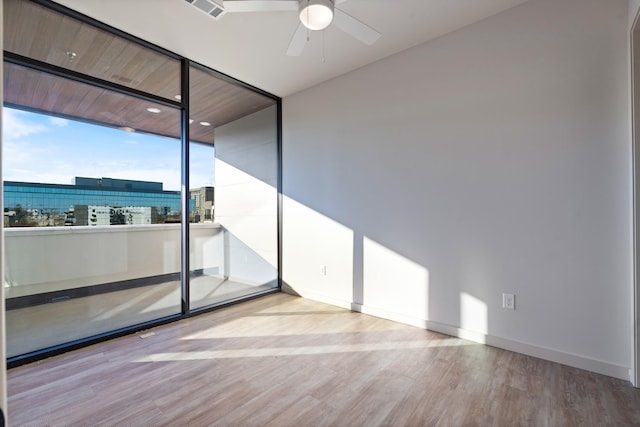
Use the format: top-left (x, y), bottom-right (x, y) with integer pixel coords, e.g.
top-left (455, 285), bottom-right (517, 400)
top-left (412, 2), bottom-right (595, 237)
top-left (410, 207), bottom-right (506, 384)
top-left (333, 8), bottom-right (380, 45)
top-left (286, 22), bottom-right (308, 56)
top-left (223, 0), bottom-right (298, 12)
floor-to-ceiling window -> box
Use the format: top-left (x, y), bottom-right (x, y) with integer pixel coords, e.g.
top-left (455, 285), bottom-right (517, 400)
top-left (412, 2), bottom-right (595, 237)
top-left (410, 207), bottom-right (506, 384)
top-left (2, 0), bottom-right (280, 363)
top-left (2, 69), bottom-right (184, 357)
top-left (188, 64), bottom-right (278, 310)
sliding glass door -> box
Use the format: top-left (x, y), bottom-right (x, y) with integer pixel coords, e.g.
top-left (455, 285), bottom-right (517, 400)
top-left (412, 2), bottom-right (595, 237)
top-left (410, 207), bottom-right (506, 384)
top-left (2, 0), bottom-right (280, 362)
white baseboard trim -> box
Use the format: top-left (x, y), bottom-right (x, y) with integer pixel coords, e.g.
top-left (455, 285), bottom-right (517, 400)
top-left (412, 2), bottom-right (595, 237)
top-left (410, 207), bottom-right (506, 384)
top-left (280, 287), bottom-right (353, 311)
top-left (425, 320), bottom-right (630, 381)
top-left (300, 294), bottom-right (630, 382)
top-left (350, 303), bottom-right (428, 330)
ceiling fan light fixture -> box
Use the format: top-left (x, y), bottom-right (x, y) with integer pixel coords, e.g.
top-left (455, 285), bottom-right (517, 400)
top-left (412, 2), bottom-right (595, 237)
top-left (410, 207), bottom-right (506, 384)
top-left (299, 0), bottom-right (334, 31)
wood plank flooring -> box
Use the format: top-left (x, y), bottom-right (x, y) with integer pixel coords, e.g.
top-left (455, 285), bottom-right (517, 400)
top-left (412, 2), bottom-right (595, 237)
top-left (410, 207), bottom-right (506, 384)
top-left (7, 293), bottom-right (640, 426)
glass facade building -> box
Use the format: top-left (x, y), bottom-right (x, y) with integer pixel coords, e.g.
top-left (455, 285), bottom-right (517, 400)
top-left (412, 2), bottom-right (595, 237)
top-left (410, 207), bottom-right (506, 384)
top-left (4, 178), bottom-right (182, 227)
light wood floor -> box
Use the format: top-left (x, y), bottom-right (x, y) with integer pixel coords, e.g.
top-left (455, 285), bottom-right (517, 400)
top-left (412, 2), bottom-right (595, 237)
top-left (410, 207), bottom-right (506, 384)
top-left (7, 293), bottom-right (640, 426)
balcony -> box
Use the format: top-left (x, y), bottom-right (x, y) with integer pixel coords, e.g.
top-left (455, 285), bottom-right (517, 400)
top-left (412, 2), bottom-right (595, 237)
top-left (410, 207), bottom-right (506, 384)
top-left (4, 223), bottom-right (278, 358)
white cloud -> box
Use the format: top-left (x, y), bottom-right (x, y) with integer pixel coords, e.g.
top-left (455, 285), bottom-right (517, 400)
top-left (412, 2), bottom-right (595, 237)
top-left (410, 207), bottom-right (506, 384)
top-left (49, 117), bottom-right (70, 127)
top-left (2, 143), bottom-right (58, 184)
top-left (2, 108), bottom-right (47, 139)
top-left (3, 140), bottom-right (33, 164)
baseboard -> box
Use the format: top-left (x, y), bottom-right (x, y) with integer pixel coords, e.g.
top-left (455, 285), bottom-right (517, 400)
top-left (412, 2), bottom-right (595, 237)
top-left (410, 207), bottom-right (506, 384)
top-left (302, 294), bottom-right (630, 381)
top-left (350, 303), bottom-right (428, 329)
top-left (425, 320), bottom-right (630, 381)
top-left (281, 287), bottom-right (353, 311)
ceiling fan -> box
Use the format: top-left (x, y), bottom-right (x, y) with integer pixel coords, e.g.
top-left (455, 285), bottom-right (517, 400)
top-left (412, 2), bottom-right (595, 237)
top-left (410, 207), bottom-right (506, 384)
top-left (184, 0), bottom-right (381, 56)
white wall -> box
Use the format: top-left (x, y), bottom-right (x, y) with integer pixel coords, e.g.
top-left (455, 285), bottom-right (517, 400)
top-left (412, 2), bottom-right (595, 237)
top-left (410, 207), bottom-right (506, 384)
top-left (283, 0), bottom-right (632, 380)
top-left (630, 0), bottom-right (640, 386)
top-left (215, 106), bottom-right (279, 286)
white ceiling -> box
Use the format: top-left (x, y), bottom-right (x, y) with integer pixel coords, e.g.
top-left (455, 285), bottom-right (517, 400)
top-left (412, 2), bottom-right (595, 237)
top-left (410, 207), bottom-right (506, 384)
top-left (53, 0), bottom-right (529, 97)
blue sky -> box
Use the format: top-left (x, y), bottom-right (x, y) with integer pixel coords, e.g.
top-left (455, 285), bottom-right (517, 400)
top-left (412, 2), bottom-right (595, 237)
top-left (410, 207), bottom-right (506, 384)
top-left (2, 107), bottom-right (214, 192)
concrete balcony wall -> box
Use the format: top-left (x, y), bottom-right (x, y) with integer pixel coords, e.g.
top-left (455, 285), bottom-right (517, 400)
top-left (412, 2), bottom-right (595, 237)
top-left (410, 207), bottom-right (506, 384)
top-left (4, 223), bottom-right (222, 298)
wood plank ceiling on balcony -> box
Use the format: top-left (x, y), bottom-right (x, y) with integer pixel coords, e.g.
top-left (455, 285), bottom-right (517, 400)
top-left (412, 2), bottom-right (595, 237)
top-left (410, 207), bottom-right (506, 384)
top-left (2, 0), bottom-right (275, 145)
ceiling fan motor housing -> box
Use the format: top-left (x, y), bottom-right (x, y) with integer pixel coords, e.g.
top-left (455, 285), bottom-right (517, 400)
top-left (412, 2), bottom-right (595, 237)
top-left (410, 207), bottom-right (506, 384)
top-left (299, 0), bottom-right (335, 31)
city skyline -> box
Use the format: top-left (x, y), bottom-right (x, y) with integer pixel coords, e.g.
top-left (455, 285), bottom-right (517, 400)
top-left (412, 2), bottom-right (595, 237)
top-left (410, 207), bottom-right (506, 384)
top-left (2, 107), bottom-right (215, 192)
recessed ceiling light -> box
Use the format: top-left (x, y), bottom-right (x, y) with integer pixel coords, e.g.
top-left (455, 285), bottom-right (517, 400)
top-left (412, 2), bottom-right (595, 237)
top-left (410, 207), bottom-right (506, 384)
top-left (120, 126), bottom-right (136, 132)
top-left (189, 119), bottom-right (194, 124)
top-left (65, 50), bottom-right (77, 60)
top-left (146, 107), bottom-right (162, 114)
top-left (174, 95), bottom-right (182, 101)
top-left (200, 121), bottom-right (211, 126)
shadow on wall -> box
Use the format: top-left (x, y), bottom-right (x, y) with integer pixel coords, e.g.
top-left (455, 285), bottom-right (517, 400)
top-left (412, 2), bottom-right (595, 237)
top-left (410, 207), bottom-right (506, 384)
top-left (213, 102), bottom-right (489, 345)
top-left (282, 193), bottom-right (492, 343)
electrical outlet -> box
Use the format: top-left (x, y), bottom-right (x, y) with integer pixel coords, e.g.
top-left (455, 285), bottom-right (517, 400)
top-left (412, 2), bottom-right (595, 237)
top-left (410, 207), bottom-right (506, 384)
top-left (502, 293), bottom-right (515, 310)
top-left (320, 265), bottom-right (327, 277)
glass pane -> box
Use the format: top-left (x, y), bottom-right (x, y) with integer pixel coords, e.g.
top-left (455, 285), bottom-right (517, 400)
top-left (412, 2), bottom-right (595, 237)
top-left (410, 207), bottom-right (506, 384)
top-left (3, 64), bottom-right (182, 357)
top-left (189, 65), bottom-right (278, 310)
top-left (4, 0), bottom-right (181, 101)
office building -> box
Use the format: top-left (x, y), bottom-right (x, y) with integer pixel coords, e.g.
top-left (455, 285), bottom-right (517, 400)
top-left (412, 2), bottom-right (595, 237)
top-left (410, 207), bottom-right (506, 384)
top-left (3, 177), bottom-right (181, 227)
top-left (190, 186), bottom-right (214, 223)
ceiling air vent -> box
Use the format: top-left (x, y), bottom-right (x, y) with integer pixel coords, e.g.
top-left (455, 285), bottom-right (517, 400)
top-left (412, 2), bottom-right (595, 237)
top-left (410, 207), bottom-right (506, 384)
top-left (184, 0), bottom-right (226, 20)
